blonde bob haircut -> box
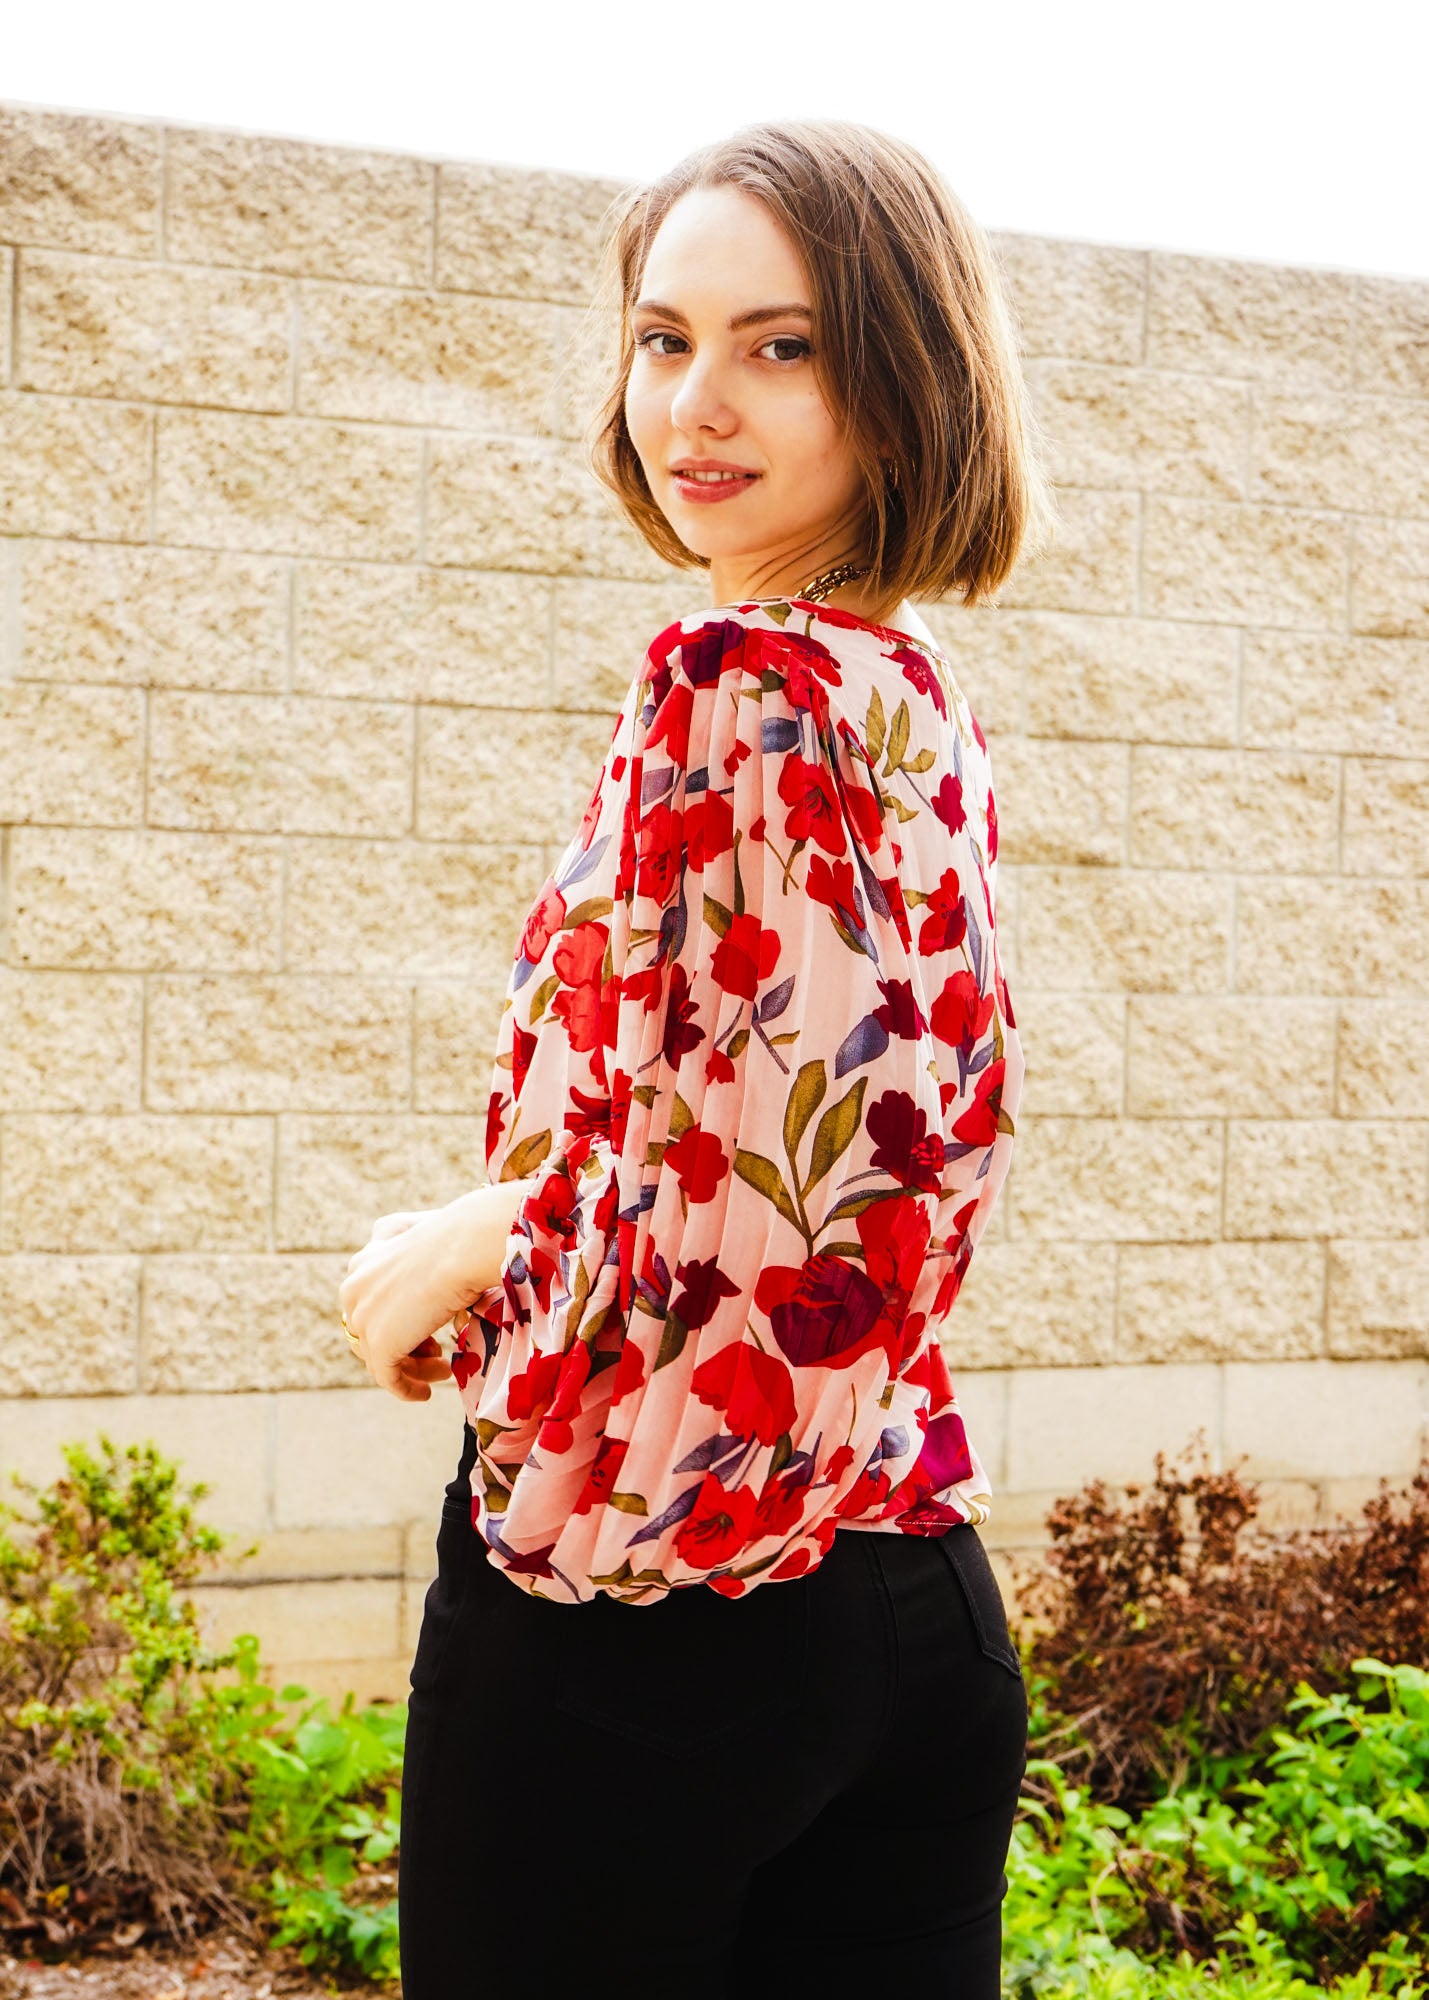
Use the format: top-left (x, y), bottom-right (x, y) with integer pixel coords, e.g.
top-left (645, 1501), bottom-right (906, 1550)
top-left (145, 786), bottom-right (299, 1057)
top-left (582, 117), bottom-right (1058, 622)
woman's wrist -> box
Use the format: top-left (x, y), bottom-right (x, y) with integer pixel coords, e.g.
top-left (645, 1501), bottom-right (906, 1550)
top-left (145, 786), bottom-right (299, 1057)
top-left (442, 1179), bottom-right (537, 1299)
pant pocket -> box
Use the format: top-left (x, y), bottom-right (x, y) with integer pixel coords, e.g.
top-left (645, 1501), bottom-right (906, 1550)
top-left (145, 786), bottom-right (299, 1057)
top-left (934, 1525), bottom-right (1023, 1680)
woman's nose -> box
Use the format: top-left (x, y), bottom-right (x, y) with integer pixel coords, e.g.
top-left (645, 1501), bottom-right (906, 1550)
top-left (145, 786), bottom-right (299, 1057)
top-left (667, 355), bottom-right (736, 434)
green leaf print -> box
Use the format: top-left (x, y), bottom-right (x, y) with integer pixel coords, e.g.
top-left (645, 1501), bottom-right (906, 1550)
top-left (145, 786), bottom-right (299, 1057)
top-left (783, 1059), bottom-right (827, 1168)
top-left (883, 699), bottom-right (910, 776)
top-left (865, 685), bottom-right (887, 766)
top-left (804, 1075), bottom-right (868, 1196)
top-left (501, 1130), bottom-right (553, 1180)
top-left (562, 894), bottom-right (615, 928)
top-left (653, 1309), bottom-right (689, 1372)
top-left (526, 971), bottom-right (559, 1025)
top-left (732, 1148), bottom-right (804, 1233)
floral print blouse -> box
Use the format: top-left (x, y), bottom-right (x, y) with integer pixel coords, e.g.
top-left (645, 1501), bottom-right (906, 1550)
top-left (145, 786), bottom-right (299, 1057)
top-left (444, 594), bottom-right (1024, 1605)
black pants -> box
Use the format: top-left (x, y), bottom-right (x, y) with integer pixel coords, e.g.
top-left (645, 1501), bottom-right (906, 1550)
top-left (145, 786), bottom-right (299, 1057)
top-left (399, 1423), bottom-right (1029, 1998)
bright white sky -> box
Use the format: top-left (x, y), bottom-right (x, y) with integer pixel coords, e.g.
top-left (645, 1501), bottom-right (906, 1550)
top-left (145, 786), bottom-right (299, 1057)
top-left (7, 0), bottom-right (1427, 281)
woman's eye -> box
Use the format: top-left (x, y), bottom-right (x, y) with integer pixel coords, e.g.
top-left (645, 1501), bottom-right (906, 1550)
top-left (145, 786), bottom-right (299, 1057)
top-left (635, 330), bottom-right (687, 358)
top-left (758, 336), bottom-right (811, 364)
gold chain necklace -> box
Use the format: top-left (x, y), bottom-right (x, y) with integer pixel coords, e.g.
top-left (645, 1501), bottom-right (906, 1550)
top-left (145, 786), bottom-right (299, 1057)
top-left (794, 560), bottom-right (872, 605)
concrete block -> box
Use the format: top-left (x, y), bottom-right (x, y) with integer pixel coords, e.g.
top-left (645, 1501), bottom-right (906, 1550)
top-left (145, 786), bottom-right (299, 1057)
top-left (0, 967), bottom-right (141, 1112)
top-left (1242, 630), bottom-right (1429, 760)
top-left (1017, 866), bottom-right (1231, 993)
top-left (271, 1383), bottom-right (468, 1528)
top-left (1026, 356), bottom-right (1247, 500)
top-left (949, 1239), bottom-right (1116, 1368)
top-left (1337, 1003), bottom-right (1429, 1117)
top-left (1126, 996), bottom-right (1335, 1117)
top-left (148, 691), bottom-right (412, 838)
top-left (154, 408), bottom-right (422, 561)
top-left (142, 1253), bottom-right (362, 1393)
top-left (996, 488), bottom-right (1139, 617)
top-left (1007, 1115), bottom-right (1221, 1240)
top-left (1327, 1241), bottom-right (1429, 1359)
top-left (435, 160), bottom-right (624, 305)
top-left (992, 736), bottom-right (1128, 866)
top-left (18, 540), bottom-right (289, 694)
top-left (19, 250), bottom-right (290, 410)
top-left (1222, 1358), bottom-right (1426, 1480)
top-left (9, 826), bottom-right (281, 972)
top-left (1006, 1361), bottom-right (1221, 1490)
top-left (1129, 746), bottom-right (1339, 873)
top-left (992, 233), bottom-right (1146, 365)
top-left (1146, 252), bottom-right (1355, 389)
top-left (1352, 518), bottom-right (1429, 640)
top-left (1357, 275), bottom-right (1429, 398)
top-left (0, 1255), bottom-right (140, 1395)
top-left (0, 1391), bottom-right (270, 1533)
top-left (1142, 495), bottom-right (1348, 630)
top-left (0, 682), bottom-right (143, 825)
top-left (189, 1576), bottom-right (402, 1664)
top-left (294, 561), bottom-right (551, 706)
top-left (1226, 1120), bottom-right (1426, 1238)
top-left (0, 390), bottom-right (150, 541)
top-left (283, 837), bottom-right (546, 979)
top-left (166, 128), bottom-right (432, 285)
top-left (1237, 880), bottom-right (1429, 997)
top-left (1342, 758), bottom-right (1429, 875)
top-left (1, 1112), bottom-right (271, 1253)
top-left (0, 106), bottom-right (160, 256)
top-left (424, 432), bottom-right (668, 579)
top-left (1116, 1240), bottom-right (1324, 1362)
top-left (298, 282), bottom-right (569, 434)
top-left (275, 1110), bottom-right (484, 1252)
top-left (145, 974), bottom-right (410, 1113)
top-left (1252, 388), bottom-right (1429, 519)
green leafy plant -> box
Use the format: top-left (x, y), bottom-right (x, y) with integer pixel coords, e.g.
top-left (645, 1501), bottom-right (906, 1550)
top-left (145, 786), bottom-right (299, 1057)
top-left (1003, 1666), bottom-right (1429, 1996)
top-left (213, 1635), bottom-right (406, 1981)
top-left (0, 1434), bottom-right (408, 1980)
top-left (0, 1435), bottom-right (260, 1953)
top-left (1113, 1660), bottom-right (1429, 1981)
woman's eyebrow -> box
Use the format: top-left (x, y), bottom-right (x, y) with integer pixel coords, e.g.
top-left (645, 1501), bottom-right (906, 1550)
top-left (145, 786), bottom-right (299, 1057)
top-left (632, 299), bottom-right (814, 329)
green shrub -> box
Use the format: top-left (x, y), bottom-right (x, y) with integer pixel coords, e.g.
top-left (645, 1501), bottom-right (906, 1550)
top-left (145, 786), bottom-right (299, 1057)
top-left (1004, 1663), bottom-right (1429, 1996)
top-left (210, 1635), bottom-right (405, 1982)
top-left (1118, 1659), bottom-right (1429, 1980)
top-left (0, 1435), bottom-right (259, 1952)
top-left (0, 1435), bottom-right (405, 1978)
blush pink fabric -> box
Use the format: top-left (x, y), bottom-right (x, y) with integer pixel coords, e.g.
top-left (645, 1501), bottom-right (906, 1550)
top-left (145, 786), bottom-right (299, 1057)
top-left (448, 595), bottom-right (1025, 1604)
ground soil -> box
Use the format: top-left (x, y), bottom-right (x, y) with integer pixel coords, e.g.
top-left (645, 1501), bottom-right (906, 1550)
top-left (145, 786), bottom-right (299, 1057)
top-left (0, 1931), bottom-right (395, 1998)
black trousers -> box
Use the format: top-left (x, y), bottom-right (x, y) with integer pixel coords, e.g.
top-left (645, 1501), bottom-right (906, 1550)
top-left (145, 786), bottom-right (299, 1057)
top-left (398, 1423), bottom-right (1029, 1998)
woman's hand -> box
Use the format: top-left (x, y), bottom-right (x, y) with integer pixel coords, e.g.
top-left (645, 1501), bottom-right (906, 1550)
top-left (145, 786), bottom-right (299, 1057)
top-left (338, 1201), bottom-right (484, 1403)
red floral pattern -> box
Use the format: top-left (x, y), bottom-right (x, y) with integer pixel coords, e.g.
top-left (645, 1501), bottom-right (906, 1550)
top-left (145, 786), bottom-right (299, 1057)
top-left (448, 596), bottom-right (1024, 1604)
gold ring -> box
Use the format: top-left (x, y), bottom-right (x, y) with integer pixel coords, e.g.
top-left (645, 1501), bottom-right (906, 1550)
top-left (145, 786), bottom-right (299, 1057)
top-left (340, 1312), bottom-right (362, 1349)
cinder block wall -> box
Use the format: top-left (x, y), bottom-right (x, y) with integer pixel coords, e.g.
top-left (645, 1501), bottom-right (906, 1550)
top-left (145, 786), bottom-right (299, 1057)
top-left (1, 103), bottom-right (1425, 1701)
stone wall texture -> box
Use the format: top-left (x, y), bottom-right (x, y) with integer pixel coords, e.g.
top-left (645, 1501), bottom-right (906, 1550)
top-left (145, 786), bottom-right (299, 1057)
top-left (1, 102), bottom-right (1426, 1699)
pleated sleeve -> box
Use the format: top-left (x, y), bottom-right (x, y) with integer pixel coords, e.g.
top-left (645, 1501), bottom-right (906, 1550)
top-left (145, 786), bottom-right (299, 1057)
top-left (448, 602), bottom-right (1021, 1604)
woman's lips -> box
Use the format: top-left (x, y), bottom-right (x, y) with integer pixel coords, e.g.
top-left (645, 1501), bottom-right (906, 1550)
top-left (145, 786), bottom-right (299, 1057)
top-left (670, 471), bottom-right (762, 504)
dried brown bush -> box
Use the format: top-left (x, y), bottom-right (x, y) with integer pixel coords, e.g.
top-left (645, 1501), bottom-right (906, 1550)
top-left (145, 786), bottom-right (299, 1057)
top-left (1008, 1431), bottom-right (1429, 1813)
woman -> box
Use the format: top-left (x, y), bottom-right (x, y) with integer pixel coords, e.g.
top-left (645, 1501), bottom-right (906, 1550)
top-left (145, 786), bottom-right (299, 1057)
top-left (340, 117), bottom-right (1055, 1997)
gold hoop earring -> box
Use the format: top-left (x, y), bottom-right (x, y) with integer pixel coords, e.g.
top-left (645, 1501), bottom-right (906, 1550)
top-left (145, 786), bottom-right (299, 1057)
top-left (883, 458), bottom-right (900, 492)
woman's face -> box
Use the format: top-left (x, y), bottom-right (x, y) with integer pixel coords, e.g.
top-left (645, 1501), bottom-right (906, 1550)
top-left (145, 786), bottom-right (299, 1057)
top-left (624, 183), bottom-right (874, 606)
